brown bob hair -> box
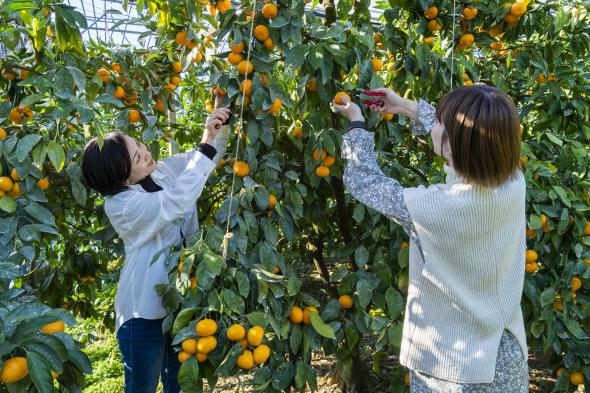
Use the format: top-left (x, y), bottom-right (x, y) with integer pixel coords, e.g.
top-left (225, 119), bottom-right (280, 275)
top-left (436, 84), bottom-right (521, 188)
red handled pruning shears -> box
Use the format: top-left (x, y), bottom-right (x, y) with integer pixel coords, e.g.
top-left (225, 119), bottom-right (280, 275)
top-left (351, 89), bottom-right (386, 108)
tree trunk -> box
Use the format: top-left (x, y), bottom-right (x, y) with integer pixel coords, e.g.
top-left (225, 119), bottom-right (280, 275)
top-left (322, 0), bottom-right (336, 26)
top-left (332, 178), bottom-right (358, 271)
top-left (308, 231), bottom-right (338, 298)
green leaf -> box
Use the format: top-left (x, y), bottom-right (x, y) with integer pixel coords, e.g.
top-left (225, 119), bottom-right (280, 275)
top-left (247, 311), bottom-right (269, 327)
top-left (65, 66), bottom-right (86, 92)
top-left (385, 288), bottom-right (404, 320)
top-left (0, 196), bottom-right (17, 214)
top-left (15, 134), bottom-right (42, 161)
top-left (290, 325), bottom-right (302, 354)
top-left (309, 312), bottom-right (336, 339)
top-left (47, 142), bottom-right (65, 173)
top-left (25, 202), bottom-right (55, 226)
top-left (564, 318), bottom-right (588, 340)
top-left (287, 276), bottom-right (302, 296)
top-left (354, 245), bottom-right (369, 268)
top-left (203, 249), bottom-right (223, 275)
top-left (540, 288), bottom-right (556, 307)
top-left (172, 308), bottom-right (196, 335)
top-left (235, 271), bottom-right (250, 298)
top-left (551, 186), bottom-right (571, 208)
top-left (26, 351), bottom-right (53, 393)
top-left (68, 350), bottom-right (92, 374)
top-left (387, 323), bottom-right (403, 349)
top-left (178, 358), bottom-right (202, 393)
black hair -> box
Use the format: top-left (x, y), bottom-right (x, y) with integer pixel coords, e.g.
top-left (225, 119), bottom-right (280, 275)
top-left (82, 132), bottom-right (131, 196)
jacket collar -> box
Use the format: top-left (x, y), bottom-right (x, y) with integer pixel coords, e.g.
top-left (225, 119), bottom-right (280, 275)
top-left (444, 164), bottom-right (464, 185)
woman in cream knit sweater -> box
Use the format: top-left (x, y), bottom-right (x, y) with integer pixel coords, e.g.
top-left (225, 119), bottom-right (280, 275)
top-left (333, 85), bottom-right (528, 392)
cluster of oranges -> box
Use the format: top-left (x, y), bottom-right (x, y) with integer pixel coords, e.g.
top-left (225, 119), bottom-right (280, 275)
top-left (524, 249), bottom-right (539, 273)
top-left (0, 323), bottom-right (63, 383)
top-left (0, 168), bottom-right (45, 200)
top-left (504, 0), bottom-right (529, 27)
top-left (229, 324), bottom-right (270, 369)
top-left (556, 368), bottom-right (585, 386)
top-left (8, 105), bottom-right (33, 124)
top-left (313, 147), bottom-right (336, 178)
top-left (289, 305), bottom-right (318, 325)
top-left (178, 318), bottom-right (219, 363)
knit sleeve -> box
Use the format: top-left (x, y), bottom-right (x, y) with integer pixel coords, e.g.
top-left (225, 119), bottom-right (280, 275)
top-left (342, 127), bottom-right (420, 242)
top-left (411, 100), bottom-right (436, 136)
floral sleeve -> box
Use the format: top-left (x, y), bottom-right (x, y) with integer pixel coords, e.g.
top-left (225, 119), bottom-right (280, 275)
top-left (341, 128), bottom-right (420, 244)
top-left (411, 100), bottom-right (436, 136)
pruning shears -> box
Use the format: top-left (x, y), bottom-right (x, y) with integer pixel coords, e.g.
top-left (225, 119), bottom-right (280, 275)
top-left (350, 88), bottom-right (386, 108)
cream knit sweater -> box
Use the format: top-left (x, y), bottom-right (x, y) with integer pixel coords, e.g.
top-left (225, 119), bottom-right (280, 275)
top-left (401, 166), bottom-right (527, 383)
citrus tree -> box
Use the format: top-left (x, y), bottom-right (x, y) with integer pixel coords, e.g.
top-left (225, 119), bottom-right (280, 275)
top-left (1, 0), bottom-right (589, 391)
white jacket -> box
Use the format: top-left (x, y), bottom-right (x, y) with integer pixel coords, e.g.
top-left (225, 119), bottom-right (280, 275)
top-left (105, 127), bottom-right (229, 331)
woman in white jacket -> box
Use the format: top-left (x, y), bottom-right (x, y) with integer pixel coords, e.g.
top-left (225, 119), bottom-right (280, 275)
top-left (334, 85), bottom-right (528, 392)
top-left (82, 102), bottom-right (231, 393)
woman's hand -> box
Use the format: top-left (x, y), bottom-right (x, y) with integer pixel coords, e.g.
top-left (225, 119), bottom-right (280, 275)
top-left (202, 108), bottom-right (231, 144)
top-left (364, 88), bottom-right (419, 121)
top-left (333, 96), bottom-right (365, 122)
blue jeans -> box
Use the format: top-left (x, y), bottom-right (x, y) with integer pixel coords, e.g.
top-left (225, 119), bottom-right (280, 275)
top-left (116, 318), bottom-right (181, 393)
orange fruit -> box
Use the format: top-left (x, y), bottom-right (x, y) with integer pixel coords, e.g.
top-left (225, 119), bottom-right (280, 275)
top-left (371, 58), bottom-right (383, 71)
top-left (178, 351), bottom-right (192, 363)
top-left (233, 161), bottom-right (250, 177)
top-left (259, 73), bottom-right (269, 86)
top-left (230, 41), bottom-right (245, 53)
top-left (0, 357), bottom-right (28, 383)
top-left (584, 259), bottom-right (590, 265)
top-left (170, 76), bottom-right (181, 86)
top-left (240, 339), bottom-right (248, 348)
top-left (240, 79), bottom-right (253, 96)
top-left (0, 177), bottom-right (14, 192)
top-left (227, 324), bottom-right (246, 341)
top-left (462, 7), bottom-right (478, 20)
top-left (196, 319), bottom-right (218, 336)
top-left (273, 266), bottom-right (281, 274)
top-left (190, 277), bottom-right (197, 289)
top-left (268, 194), bottom-right (277, 209)
top-left (172, 61), bottom-right (182, 73)
top-left (569, 371), bottom-right (584, 385)
top-left (289, 306), bottom-right (304, 324)
top-left (113, 86), bottom-right (126, 99)
top-left (293, 126), bottom-right (303, 138)
top-left (196, 353), bottom-right (208, 362)
top-left (423, 37), bottom-right (434, 45)
top-left (323, 155), bottom-right (336, 167)
top-left (583, 220), bottom-right (590, 235)
top-left (164, 83), bottom-right (176, 92)
top-left (459, 33), bottom-right (474, 47)
top-left (208, 2), bottom-right (217, 15)
top-left (253, 344), bottom-right (271, 365)
top-left (41, 321), bottom-right (65, 334)
top-left (302, 306), bottom-right (318, 324)
top-left (510, 3), bottom-right (526, 16)
top-left (10, 168), bottom-right (19, 182)
top-left (196, 336), bottom-right (217, 354)
top-left (525, 262), bottom-right (539, 273)
top-left (0, 128), bottom-right (6, 140)
top-left (128, 109), bottom-right (141, 123)
top-left (182, 338), bottom-right (198, 354)
top-left (7, 182), bottom-right (22, 198)
top-left (268, 97), bottom-right (282, 114)
top-left (237, 60), bottom-right (253, 75)
top-left (571, 277), bottom-right (582, 292)
top-left (315, 166), bottom-right (330, 177)
top-left (382, 113), bottom-right (394, 121)
top-left (525, 250), bottom-right (538, 263)
top-left (556, 367), bottom-right (566, 377)
top-left (490, 41), bottom-right (503, 51)
top-left (111, 62), bottom-right (122, 73)
top-left (339, 294), bottom-right (353, 309)
top-left (313, 148), bottom-right (327, 161)
top-left (334, 91), bottom-right (351, 105)
top-left (553, 295), bottom-right (563, 311)
top-left (51, 371), bottom-right (59, 379)
top-left (526, 228), bottom-right (536, 238)
top-left (1, 70), bottom-right (16, 81)
top-left (20, 69), bottom-right (28, 80)
top-left (217, 0), bottom-right (232, 13)
top-left (373, 33), bottom-right (381, 42)
top-left (306, 79), bottom-right (317, 92)
top-left (427, 20), bottom-right (441, 32)
top-left (263, 38), bottom-right (275, 50)
top-left (540, 214), bottom-right (548, 226)
top-left (236, 350), bottom-right (254, 369)
top-left (262, 3), bottom-right (278, 18)
top-left (424, 5), bottom-right (438, 19)
top-left (227, 52), bottom-right (243, 66)
top-left (154, 101), bottom-right (166, 112)
top-left (96, 68), bottom-right (110, 83)
top-left (400, 241), bottom-right (409, 249)
top-left (253, 25), bottom-right (270, 41)
top-left (247, 326), bottom-right (264, 346)
top-left (8, 109), bottom-right (22, 123)
top-left (504, 13), bottom-right (520, 24)
top-left (193, 51), bottom-right (204, 63)
top-left (175, 31), bottom-right (188, 46)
